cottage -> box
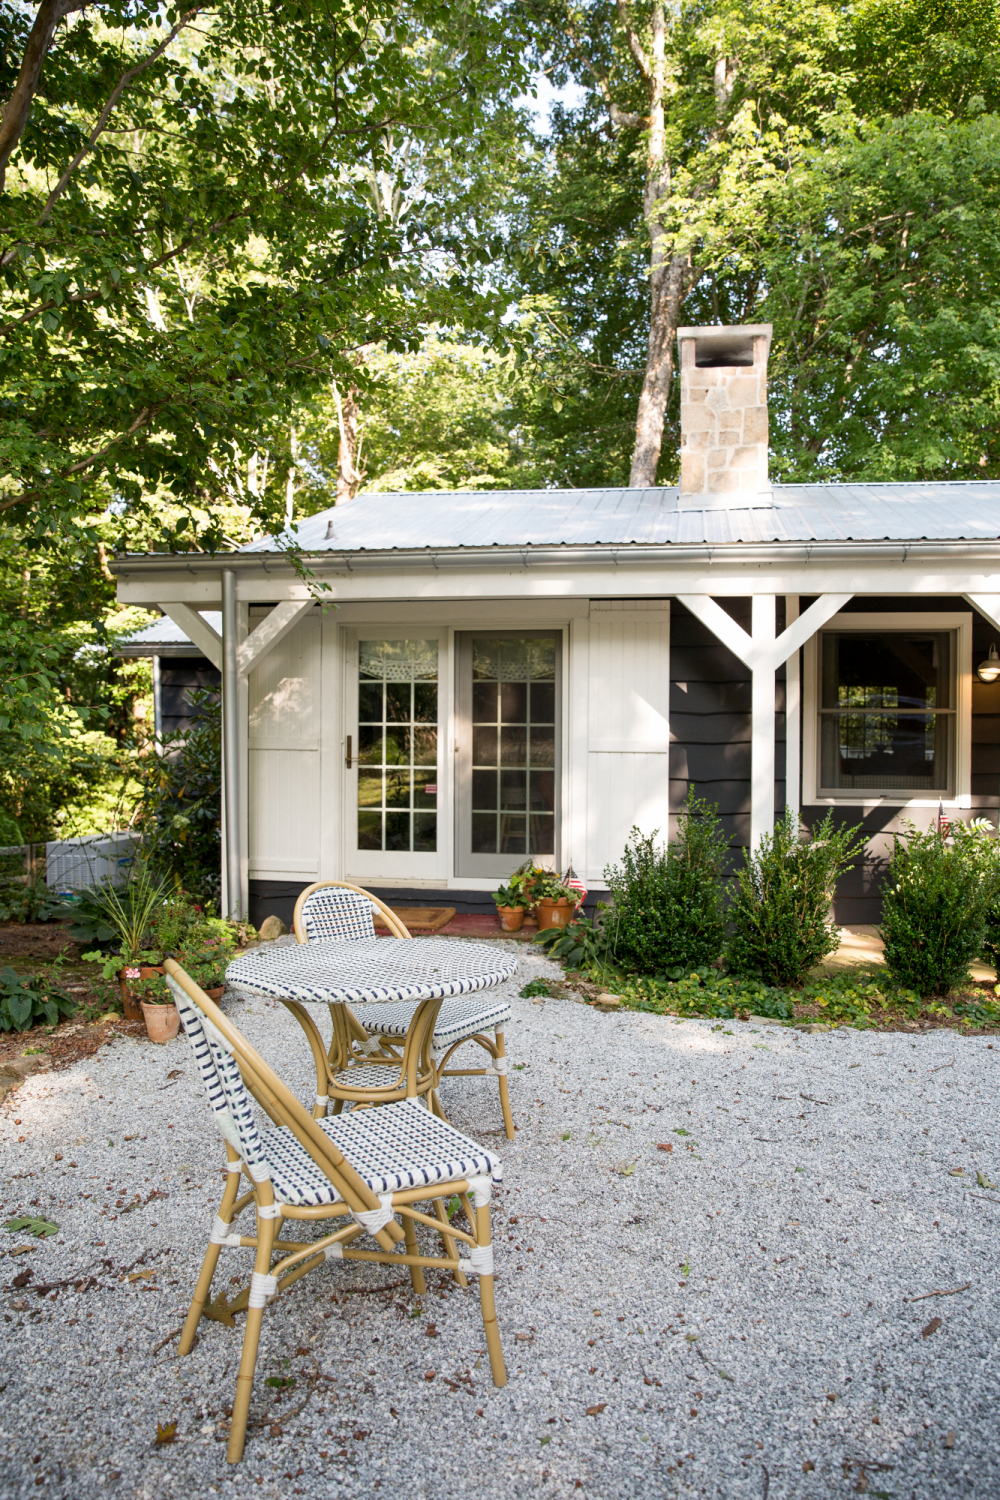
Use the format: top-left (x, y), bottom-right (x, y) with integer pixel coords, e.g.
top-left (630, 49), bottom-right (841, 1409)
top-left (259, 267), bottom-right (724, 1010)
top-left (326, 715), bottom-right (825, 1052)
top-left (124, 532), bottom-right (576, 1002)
top-left (113, 323), bottom-right (1000, 929)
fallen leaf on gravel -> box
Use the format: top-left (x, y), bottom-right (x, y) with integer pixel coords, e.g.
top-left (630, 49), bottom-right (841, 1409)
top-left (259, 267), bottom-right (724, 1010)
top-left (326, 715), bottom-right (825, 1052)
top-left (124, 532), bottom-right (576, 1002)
top-left (802, 1461), bottom-right (815, 1472)
top-left (8, 1245), bottom-right (33, 1257)
top-left (424, 1371), bottom-right (436, 1381)
top-left (976, 1171), bottom-right (998, 1190)
top-left (425, 1324), bottom-right (439, 1338)
top-left (166, 1069), bottom-right (183, 1079)
top-left (540, 1435), bottom-right (552, 1445)
top-left (656, 1143), bottom-right (673, 1153)
top-left (586, 1404), bottom-right (606, 1416)
top-left (4, 1216), bottom-right (59, 1238)
top-left (11, 1269), bottom-right (32, 1287)
top-left (155, 1422), bottom-right (177, 1446)
top-left (945, 1431), bottom-right (955, 1448)
top-left (922, 1317), bottom-right (942, 1339)
top-left (203, 1292), bottom-right (237, 1328)
top-left (128, 1269), bottom-right (156, 1283)
top-left (674, 1128), bottom-right (691, 1136)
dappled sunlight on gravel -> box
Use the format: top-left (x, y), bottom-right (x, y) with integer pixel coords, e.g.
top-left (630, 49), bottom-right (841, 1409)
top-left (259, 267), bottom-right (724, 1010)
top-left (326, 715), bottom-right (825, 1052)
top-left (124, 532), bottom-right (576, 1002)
top-left (0, 939), bottom-right (996, 1499)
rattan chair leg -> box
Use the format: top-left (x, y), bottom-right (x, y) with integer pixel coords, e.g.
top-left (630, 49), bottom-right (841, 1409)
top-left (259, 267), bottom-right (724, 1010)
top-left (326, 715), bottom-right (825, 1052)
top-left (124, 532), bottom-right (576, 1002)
top-left (475, 1202), bottom-right (506, 1388)
top-left (402, 1213), bottom-right (426, 1296)
top-left (179, 1153), bottom-right (243, 1356)
top-left (227, 1209), bottom-right (278, 1465)
top-left (433, 1197), bottom-right (468, 1289)
top-left (494, 1029), bottom-right (514, 1140)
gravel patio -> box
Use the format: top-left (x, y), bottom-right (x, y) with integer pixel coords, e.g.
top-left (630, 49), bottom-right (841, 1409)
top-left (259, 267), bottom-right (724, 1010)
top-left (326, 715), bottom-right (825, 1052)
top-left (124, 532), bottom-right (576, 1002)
top-left (1, 940), bottom-right (996, 1500)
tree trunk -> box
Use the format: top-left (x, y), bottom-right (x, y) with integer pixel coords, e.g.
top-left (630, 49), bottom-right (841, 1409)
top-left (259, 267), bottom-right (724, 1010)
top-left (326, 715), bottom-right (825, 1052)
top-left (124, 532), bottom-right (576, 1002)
top-left (334, 384), bottom-right (362, 503)
top-left (0, 0), bottom-right (80, 190)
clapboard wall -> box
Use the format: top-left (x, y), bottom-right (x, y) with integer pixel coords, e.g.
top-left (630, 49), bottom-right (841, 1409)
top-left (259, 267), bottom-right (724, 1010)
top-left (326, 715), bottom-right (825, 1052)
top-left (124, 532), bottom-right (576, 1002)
top-left (668, 598), bottom-right (786, 861)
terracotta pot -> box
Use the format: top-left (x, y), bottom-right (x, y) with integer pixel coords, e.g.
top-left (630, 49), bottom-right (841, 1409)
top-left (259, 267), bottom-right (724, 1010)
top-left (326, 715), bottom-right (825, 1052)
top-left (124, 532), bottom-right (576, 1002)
top-left (140, 1001), bottom-right (181, 1044)
top-left (496, 905), bottom-right (524, 932)
top-left (205, 986), bottom-right (224, 1001)
top-left (536, 897), bottom-right (573, 932)
top-left (116, 968), bottom-right (143, 1023)
top-left (139, 965), bottom-right (165, 978)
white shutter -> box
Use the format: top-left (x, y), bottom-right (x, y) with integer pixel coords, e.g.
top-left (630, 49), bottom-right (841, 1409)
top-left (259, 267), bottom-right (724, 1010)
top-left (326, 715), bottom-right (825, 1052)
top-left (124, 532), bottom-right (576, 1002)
top-left (584, 602), bottom-right (671, 880)
top-left (248, 613), bottom-right (321, 876)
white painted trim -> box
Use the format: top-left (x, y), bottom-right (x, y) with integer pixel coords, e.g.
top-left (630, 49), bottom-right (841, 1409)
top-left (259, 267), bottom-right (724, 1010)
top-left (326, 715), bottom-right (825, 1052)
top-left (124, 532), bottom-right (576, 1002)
top-left (802, 611), bottom-right (972, 808)
top-left (589, 739), bottom-right (671, 753)
top-left (319, 612), bottom-right (342, 881)
top-left (751, 595), bottom-right (776, 846)
top-left (785, 596), bottom-right (800, 819)
top-left (566, 614), bottom-right (589, 882)
top-left (676, 594), bottom-right (754, 667)
top-left (159, 603), bottom-right (222, 670)
top-left (676, 591), bottom-right (851, 674)
top-left (237, 598), bottom-right (315, 675)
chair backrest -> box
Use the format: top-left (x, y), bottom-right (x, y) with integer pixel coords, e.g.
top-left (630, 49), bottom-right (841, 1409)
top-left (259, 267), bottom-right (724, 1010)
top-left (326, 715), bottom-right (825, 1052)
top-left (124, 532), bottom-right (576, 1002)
top-left (164, 959), bottom-right (385, 1217)
top-left (292, 880), bottom-right (411, 943)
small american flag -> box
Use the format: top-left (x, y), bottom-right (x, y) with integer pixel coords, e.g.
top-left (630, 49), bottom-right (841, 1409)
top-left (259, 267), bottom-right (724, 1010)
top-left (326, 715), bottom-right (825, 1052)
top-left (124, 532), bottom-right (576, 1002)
top-left (562, 866), bottom-right (587, 906)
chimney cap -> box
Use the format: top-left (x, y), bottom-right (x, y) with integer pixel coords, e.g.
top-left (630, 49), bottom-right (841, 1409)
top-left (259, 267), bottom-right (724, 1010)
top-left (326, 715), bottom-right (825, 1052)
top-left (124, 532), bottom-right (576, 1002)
top-left (677, 323), bottom-right (772, 368)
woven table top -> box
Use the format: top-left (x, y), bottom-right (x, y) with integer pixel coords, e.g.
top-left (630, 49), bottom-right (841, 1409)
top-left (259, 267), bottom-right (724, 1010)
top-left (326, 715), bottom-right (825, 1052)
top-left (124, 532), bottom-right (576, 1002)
top-left (224, 936), bottom-right (518, 1007)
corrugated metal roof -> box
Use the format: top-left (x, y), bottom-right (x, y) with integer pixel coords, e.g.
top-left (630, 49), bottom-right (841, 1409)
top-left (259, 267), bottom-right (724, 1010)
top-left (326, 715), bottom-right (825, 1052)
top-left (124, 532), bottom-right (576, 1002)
top-left (117, 613), bottom-right (221, 649)
top-left (239, 483), bottom-right (1000, 554)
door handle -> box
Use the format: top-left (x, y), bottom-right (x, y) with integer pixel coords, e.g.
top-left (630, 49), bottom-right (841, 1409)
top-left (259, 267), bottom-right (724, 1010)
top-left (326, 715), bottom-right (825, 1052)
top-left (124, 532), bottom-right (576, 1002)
top-left (345, 735), bottom-right (353, 769)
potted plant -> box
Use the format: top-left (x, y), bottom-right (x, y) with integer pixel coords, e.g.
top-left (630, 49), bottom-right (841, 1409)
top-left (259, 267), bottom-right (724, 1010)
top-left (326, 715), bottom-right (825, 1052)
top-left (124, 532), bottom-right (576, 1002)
top-left (492, 882), bottom-right (525, 932)
top-left (128, 972), bottom-right (182, 1043)
top-left (79, 863), bottom-right (169, 1022)
top-left (531, 872), bottom-right (578, 931)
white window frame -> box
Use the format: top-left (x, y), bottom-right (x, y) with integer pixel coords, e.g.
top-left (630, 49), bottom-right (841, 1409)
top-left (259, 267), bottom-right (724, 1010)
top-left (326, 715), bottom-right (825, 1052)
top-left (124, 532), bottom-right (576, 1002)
top-left (802, 611), bottom-right (972, 809)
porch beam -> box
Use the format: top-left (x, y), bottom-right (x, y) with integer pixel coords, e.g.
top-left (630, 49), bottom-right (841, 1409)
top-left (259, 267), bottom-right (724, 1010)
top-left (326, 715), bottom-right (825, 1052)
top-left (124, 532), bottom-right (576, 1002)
top-left (236, 598), bottom-right (315, 677)
top-left (159, 603), bottom-right (222, 671)
top-left (222, 570), bottom-right (241, 919)
top-left (964, 593), bottom-right (1000, 633)
top-left (677, 590), bottom-right (853, 847)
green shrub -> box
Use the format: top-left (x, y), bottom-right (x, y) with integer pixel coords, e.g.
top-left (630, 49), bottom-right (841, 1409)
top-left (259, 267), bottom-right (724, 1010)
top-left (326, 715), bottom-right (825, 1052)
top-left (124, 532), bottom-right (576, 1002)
top-left (879, 823), bottom-right (999, 997)
top-left (602, 790), bottom-right (728, 976)
top-left (0, 878), bottom-right (64, 923)
top-left (727, 809), bottom-right (865, 986)
top-left (0, 965), bottom-right (77, 1032)
top-left (534, 911), bottom-right (611, 974)
top-left (0, 808), bottom-right (23, 846)
top-left (137, 688), bottom-right (221, 905)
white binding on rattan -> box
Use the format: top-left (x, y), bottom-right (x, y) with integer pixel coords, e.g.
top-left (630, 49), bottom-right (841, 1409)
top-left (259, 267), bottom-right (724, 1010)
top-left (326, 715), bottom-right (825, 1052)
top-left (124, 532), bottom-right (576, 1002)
top-left (351, 1192), bottom-right (395, 1236)
top-left (256, 1202), bottom-right (282, 1220)
top-left (465, 1173), bottom-right (493, 1208)
top-left (459, 1244), bottom-right (495, 1277)
top-left (489, 1058), bottom-right (508, 1075)
top-left (245, 1160), bottom-right (271, 1184)
top-left (209, 1216), bottom-right (242, 1247)
top-left (248, 1271), bottom-right (279, 1309)
top-left (315, 1094), bottom-right (329, 1108)
top-left (358, 1034), bottom-right (387, 1055)
top-left (324, 1243), bottom-right (344, 1261)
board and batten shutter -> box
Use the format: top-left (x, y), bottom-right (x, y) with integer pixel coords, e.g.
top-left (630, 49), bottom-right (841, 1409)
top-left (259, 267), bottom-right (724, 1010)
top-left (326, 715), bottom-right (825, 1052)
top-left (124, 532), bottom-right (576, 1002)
top-left (584, 600), bottom-right (671, 881)
top-left (248, 610), bottom-right (321, 878)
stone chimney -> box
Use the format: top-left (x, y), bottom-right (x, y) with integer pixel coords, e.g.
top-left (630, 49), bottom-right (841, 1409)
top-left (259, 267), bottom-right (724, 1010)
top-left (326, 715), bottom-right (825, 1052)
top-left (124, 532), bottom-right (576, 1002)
top-left (676, 323), bottom-right (772, 507)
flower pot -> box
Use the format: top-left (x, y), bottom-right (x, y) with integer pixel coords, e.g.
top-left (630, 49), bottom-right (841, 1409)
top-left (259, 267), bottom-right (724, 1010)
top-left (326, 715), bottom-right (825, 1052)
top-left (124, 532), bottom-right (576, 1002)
top-left (496, 905), bottom-right (524, 932)
top-left (139, 965), bottom-right (165, 979)
top-left (140, 1001), bottom-right (181, 1044)
top-left (536, 897), bottom-right (573, 931)
top-left (205, 986), bottom-right (224, 1001)
top-left (117, 968), bottom-right (144, 1023)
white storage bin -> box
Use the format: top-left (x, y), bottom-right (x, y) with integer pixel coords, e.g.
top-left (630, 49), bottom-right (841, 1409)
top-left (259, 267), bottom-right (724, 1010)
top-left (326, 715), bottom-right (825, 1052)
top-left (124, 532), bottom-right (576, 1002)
top-left (45, 833), bottom-right (138, 892)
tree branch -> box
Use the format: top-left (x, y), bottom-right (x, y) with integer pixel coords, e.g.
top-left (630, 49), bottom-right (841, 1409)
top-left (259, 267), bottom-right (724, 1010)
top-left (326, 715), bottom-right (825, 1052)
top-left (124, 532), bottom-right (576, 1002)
top-left (0, 0), bottom-right (93, 191)
top-left (39, 9), bottom-right (203, 222)
top-left (615, 0), bottom-right (653, 87)
top-left (0, 405), bottom-right (153, 511)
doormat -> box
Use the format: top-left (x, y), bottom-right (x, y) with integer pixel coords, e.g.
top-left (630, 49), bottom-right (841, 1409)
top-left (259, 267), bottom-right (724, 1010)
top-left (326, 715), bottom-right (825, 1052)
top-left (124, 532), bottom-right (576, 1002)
top-left (373, 906), bottom-right (457, 933)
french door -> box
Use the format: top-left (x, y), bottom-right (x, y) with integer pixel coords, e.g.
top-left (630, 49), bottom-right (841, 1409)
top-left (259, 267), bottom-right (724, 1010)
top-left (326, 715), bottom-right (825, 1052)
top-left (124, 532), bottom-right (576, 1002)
top-left (455, 631), bottom-right (561, 879)
top-left (345, 632), bottom-right (448, 881)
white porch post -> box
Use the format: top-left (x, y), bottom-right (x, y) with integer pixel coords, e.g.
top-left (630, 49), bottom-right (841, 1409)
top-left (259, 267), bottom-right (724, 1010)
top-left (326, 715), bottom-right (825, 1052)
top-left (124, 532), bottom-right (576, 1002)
top-left (221, 569), bottom-right (241, 919)
top-left (785, 595), bottom-right (800, 819)
top-left (751, 595), bottom-right (776, 847)
top-left (677, 591), bottom-right (852, 850)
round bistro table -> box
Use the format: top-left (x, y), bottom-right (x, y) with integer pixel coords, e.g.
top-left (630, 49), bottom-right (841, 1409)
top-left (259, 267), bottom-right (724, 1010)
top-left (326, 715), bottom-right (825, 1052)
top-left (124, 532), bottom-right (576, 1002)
top-left (224, 937), bottom-right (518, 1119)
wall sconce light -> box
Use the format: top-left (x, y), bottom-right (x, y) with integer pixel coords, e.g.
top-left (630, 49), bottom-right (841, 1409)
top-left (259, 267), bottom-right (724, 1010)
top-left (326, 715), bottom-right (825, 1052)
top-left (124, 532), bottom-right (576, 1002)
top-left (977, 644), bottom-right (1000, 683)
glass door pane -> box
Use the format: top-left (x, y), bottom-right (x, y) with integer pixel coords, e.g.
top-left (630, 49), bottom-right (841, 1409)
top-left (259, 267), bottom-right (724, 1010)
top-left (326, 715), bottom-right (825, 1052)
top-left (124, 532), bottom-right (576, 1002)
top-left (456, 632), bottom-right (560, 877)
top-left (356, 639), bottom-right (438, 853)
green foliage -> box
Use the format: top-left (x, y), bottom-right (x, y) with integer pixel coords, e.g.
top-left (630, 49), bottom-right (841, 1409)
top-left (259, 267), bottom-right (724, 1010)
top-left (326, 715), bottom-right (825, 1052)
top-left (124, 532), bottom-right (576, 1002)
top-left (137, 690), bottom-right (221, 905)
top-left (0, 0), bottom-right (527, 551)
top-left (603, 792), bottom-right (728, 976)
top-left (519, 978), bottom-right (554, 998)
top-left (76, 861), bottom-right (169, 969)
top-left (492, 883), bottom-right (523, 909)
top-left (727, 810), bottom-right (866, 986)
top-left (0, 809), bottom-right (23, 845)
top-left (879, 823), bottom-right (999, 996)
top-left (4, 1215), bottom-right (60, 1238)
top-left (0, 965), bottom-right (77, 1032)
top-left (533, 913), bottom-right (611, 973)
top-left (0, 880), bottom-right (66, 924)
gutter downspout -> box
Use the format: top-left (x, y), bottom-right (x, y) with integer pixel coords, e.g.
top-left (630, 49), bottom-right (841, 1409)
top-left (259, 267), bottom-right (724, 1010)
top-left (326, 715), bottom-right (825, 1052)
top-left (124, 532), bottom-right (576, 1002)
top-left (222, 569), bottom-right (241, 919)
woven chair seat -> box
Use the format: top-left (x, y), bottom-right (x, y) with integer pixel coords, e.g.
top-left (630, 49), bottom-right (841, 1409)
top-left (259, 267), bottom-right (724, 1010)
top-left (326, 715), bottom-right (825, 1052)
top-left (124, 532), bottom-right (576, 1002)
top-left (329, 1062), bottom-right (409, 1091)
top-left (351, 994), bottom-right (513, 1048)
top-left (255, 1098), bottom-right (503, 1207)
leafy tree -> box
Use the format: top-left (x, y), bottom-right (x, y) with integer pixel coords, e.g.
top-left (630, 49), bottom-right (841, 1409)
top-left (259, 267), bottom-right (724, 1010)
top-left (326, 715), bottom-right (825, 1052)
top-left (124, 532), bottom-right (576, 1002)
top-left (0, 0), bottom-right (526, 550)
